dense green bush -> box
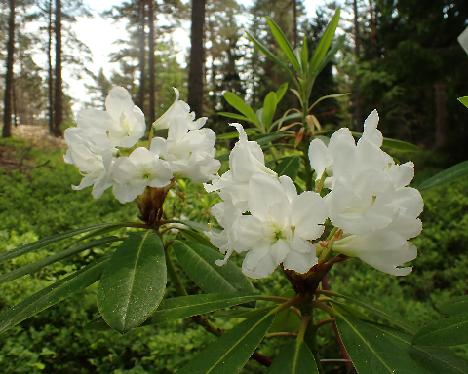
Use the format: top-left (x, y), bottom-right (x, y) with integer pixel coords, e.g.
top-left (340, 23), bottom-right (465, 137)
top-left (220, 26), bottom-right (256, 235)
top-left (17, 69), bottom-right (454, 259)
top-left (0, 138), bottom-right (466, 372)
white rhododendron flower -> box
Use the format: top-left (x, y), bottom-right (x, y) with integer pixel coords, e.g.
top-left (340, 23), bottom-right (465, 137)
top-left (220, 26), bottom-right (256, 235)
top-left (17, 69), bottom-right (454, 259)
top-left (233, 174), bottom-right (327, 278)
top-left (205, 123), bottom-right (276, 211)
top-left (64, 86), bottom-right (219, 204)
top-left (308, 109), bottom-right (423, 276)
top-left (150, 91), bottom-right (220, 182)
top-left (112, 147), bottom-right (172, 204)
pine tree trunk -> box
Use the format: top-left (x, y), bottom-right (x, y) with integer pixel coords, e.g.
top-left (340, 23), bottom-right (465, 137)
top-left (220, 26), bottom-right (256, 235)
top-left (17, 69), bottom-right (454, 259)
top-left (2, 0), bottom-right (16, 138)
top-left (352, 0), bottom-right (362, 128)
top-left (48, 0), bottom-right (54, 134)
top-left (434, 82), bottom-right (448, 149)
top-left (147, 0), bottom-right (155, 125)
top-left (188, 0), bottom-right (206, 117)
top-left (54, 0), bottom-right (63, 136)
top-left (292, 0), bottom-right (297, 48)
top-left (137, 0), bottom-right (146, 114)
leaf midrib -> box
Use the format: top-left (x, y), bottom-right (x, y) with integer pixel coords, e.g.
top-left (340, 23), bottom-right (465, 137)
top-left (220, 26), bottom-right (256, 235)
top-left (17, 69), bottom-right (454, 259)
top-left (121, 231), bottom-right (150, 327)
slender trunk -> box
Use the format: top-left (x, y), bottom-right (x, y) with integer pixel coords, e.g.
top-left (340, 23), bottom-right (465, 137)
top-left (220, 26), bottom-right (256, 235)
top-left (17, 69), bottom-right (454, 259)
top-left (208, 18), bottom-right (216, 110)
top-left (48, 0), bottom-right (54, 134)
top-left (188, 0), bottom-right (206, 117)
top-left (147, 0), bottom-right (155, 125)
top-left (292, 0), bottom-right (297, 48)
top-left (352, 0), bottom-right (362, 128)
top-left (137, 0), bottom-right (146, 114)
top-left (3, 0), bottom-right (16, 138)
top-left (54, 0), bottom-right (62, 136)
top-left (369, 0), bottom-right (377, 55)
top-left (251, 7), bottom-right (258, 108)
top-left (12, 76), bottom-right (18, 126)
top-left (434, 82), bottom-right (448, 149)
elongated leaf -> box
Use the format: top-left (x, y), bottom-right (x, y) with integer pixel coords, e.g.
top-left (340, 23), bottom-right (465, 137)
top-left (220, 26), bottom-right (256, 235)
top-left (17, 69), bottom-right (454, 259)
top-left (309, 9), bottom-right (340, 75)
top-left (98, 231), bottom-right (167, 333)
top-left (223, 92), bottom-right (258, 124)
top-left (272, 112), bottom-right (302, 128)
top-left (276, 83), bottom-right (289, 103)
top-left (218, 112), bottom-right (252, 123)
top-left (172, 241), bottom-right (254, 294)
top-left (254, 131), bottom-right (293, 145)
top-left (270, 341), bottom-right (318, 374)
top-left (262, 92), bottom-right (278, 129)
top-left (309, 93), bottom-right (349, 111)
top-left (336, 314), bottom-right (467, 373)
top-left (213, 306), bottom-right (274, 319)
top-left (419, 161), bottom-right (468, 190)
top-left (0, 236), bottom-right (122, 283)
top-left (457, 96), bottom-right (468, 108)
top-left (0, 258), bottom-right (108, 335)
top-left (246, 31), bottom-right (289, 72)
top-left (413, 314), bottom-right (468, 347)
top-left (266, 17), bottom-right (300, 72)
top-left (439, 296), bottom-right (468, 316)
top-left (0, 222), bottom-right (125, 263)
top-left (275, 156), bottom-right (301, 179)
top-left (410, 345), bottom-right (468, 374)
top-left (178, 310), bottom-right (274, 373)
top-left (149, 293), bottom-right (259, 323)
top-left (300, 36), bottom-right (309, 72)
top-left (216, 128), bottom-right (258, 141)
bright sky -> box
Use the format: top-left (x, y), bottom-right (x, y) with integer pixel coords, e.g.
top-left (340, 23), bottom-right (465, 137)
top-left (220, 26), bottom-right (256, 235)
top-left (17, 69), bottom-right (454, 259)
top-left (67, 0), bottom-right (323, 111)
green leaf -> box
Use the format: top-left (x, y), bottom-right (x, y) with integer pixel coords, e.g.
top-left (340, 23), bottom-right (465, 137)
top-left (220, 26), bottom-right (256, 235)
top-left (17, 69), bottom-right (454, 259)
top-left (276, 83), bottom-right (289, 103)
top-left (223, 92), bottom-right (258, 124)
top-left (246, 31), bottom-right (290, 72)
top-left (270, 341), bottom-right (318, 374)
top-left (457, 96), bottom-right (468, 108)
top-left (0, 236), bottom-right (122, 283)
top-left (309, 93), bottom-right (349, 111)
top-left (215, 128), bottom-right (258, 141)
top-left (309, 9), bottom-right (340, 75)
top-left (254, 131), bottom-right (293, 145)
top-left (178, 310), bottom-right (274, 373)
top-left (336, 314), bottom-right (467, 374)
top-left (149, 293), bottom-right (259, 323)
top-left (410, 345), bottom-right (468, 374)
top-left (413, 314), bottom-right (468, 347)
top-left (218, 112), bottom-right (252, 123)
top-left (0, 222), bottom-right (126, 263)
top-left (275, 156), bottom-right (301, 179)
top-left (439, 296), bottom-right (468, 316)
top-left (0, 257), bottom-right (108, 335)
top-left (172, 241), bottom-right (254, 294)
top-left (98, 231), bottom-right (167, 333)
top-left (266, 17), bottom-right (301, 72)
top-left (272, 112), bottom-right (302, 128)
top-left (262, 92), bottom-right (278, 129)
top-left (419, 161), bottom-right (468, 190)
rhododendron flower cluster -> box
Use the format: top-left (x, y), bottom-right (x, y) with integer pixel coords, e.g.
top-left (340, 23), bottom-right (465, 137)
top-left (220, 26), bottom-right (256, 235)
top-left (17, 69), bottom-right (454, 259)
top-left (205, 111), bottom-right (423, 278)
top-left (64, 87), bottom-right (219, 204)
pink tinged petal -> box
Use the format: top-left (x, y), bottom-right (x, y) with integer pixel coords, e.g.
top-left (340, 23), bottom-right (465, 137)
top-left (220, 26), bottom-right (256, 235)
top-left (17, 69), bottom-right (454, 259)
top-left (388, 162), bottom-right (414, 188)
top-left (112, 182), bottom-right (145, 204)
top-left (388, 217), bottom-right (422, 239)
top-left (291, 191), bottom-right (327, 240)
top-left (148, 161), bottom-right (173, 188)
top-left (392, 187), bottom-right (424, 218)
top-left (308, 138), bottom-right (331, 179)
top-left (241, 246), bottom-right (277, 279)
top-left (232, 215), bottom-right (265, 251)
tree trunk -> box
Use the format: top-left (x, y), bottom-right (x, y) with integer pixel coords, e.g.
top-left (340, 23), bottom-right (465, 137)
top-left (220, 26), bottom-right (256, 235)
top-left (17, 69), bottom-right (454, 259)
top-left (2, 0), bottom-right (16, 138)
top-left (54, 0), bottom-right (63, 136)
top-left (188, 0), bottom-right (206, 117)
top-left (137, 0), bottom-right (146, 114)
top-left (434, 82), bottom-right (448, 149)
top-left (48, 0), bottom-right (54, 134)
top-left (352, 0), bottom-right (362, 128)
top-left (147, 0), bottom-right (155, 125)
top-left (292, 0), bottom-right (297, 48)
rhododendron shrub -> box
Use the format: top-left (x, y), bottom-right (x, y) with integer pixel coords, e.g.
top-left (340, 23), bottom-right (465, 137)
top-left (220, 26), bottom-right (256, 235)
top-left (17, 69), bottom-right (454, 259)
top-left (1, 10), bottom-right (467, 373)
